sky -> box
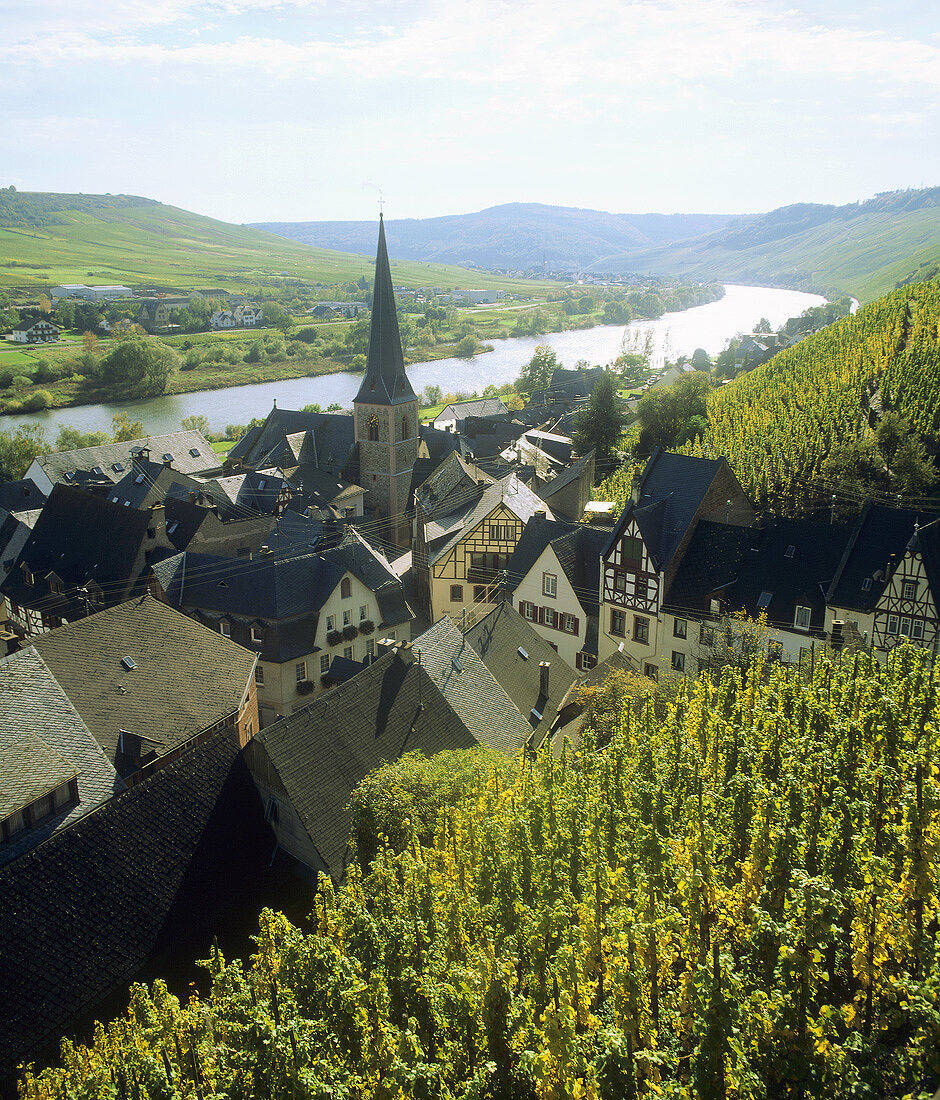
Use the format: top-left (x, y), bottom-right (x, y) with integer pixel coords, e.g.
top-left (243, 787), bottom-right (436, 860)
top-left (1, 0), bottom-right (939, 224)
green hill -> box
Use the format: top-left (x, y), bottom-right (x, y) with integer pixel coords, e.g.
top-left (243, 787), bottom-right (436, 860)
top-left (0, 190), bottom-right (548, 296)
top-left (598, 187), bottom-right (940, 302)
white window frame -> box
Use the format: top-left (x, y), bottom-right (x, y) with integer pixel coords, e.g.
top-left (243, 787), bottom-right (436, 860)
top-left (887, 614), bottom-right (899, 635)
top-left (343, 645), bottom-right (354, 660)
top-left (360, 604), bottom-right (368, 621)
top-left (542, 572), bottom-right (557, 598)
top-left (250, 625), bottom-right (264, 644)
top-left (900, 617), bottom-right (911, 637)
top-left (903, 580), bottom-right (917, 600)
top-left (912, 619), bottom-right (925, 640)
top-left (219, 620), bottom-right (231, 637)
top-left (794, 605), bottom-right (811, 630)
top-left (326, 614), bottom-right (335, 631)
top-left (255, 664), bottom-right (264, 685)
top-left (295, 661), bottom-right (307, 683)
top-left (320, 654), bottom-right (330, 675)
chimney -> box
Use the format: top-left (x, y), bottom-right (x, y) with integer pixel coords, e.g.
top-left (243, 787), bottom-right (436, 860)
top-left (831, 620), bottom-right (845, 651)
top-left (539, 660), bottom-right (550, 699)
top-left (534, 510), bottom-right (546, 520)
top-left (631, 470), bottom-right (643, 504)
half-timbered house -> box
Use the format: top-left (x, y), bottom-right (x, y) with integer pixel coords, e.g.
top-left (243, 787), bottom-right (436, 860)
top-left (871, 517), bottom-right (940, 654)
top-left (597, 449), bottom-right (754, 673)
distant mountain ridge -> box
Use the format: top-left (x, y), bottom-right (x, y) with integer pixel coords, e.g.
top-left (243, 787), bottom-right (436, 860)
top-left (254, 188), bottom-right (940, 301)
top-left (251, 203), bottom-right (742, 271)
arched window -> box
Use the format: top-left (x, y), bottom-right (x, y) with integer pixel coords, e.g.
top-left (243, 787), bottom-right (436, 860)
top-left (400, 416), bottom-right (409, 441)
top-left (340, 577), bottom-right (351, 599)
top-left (368, 413), bottom-right (379, 442)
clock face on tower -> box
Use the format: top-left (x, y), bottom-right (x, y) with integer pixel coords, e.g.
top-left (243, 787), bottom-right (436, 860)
top-left (368, 413), bottom-right (379, 442)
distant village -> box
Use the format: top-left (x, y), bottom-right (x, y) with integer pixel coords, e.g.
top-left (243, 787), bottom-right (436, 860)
top-left (0, 222), bottom-right (935, 1085)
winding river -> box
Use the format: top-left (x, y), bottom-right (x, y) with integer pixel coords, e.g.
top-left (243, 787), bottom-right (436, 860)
top-left (3, 284), bottom-right (825, 437)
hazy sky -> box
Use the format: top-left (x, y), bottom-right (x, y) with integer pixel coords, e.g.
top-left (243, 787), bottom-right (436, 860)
top-left (2, 0), bottom-right (938, 224)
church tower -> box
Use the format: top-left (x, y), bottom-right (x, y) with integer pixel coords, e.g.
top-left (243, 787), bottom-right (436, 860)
top-left (353, 214), bottom-right (419, 549)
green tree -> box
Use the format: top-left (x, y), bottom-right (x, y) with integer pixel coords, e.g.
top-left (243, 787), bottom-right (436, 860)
top-left (455, 334), bottom-right (479, 358)
top-left (636, 371), bottom-right (710, 453)
top-left (516, 343), bottom-right (558, 395)
top-left (0, 424), bottom-right (46, 481)
top-left (181, 415), bottom-right (210, 436)
top-left (55, 425), bottom-right (110, 450)
top-left (111, 412), bottom-right (146, 442)
top-left (261, 301), bottom-right (294, 335)
top-left (572, 371), bottom-right (625, 476)
top-left (97, 337), bottom-right (180, 397)
top-left (422, 384), bottom-right (443, 407)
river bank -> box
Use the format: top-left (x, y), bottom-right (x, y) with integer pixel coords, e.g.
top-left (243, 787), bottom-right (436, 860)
top-left (0, 285), bottom-right (826, 438)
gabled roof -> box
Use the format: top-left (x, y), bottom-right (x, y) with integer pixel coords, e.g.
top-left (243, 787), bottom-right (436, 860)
top-left (250, 618), bottom-right (530, 877)
top-left (354, 215), bottom-right (417, 407)
top-left (826, 502), bottom-right (940, 612)
top-left (906, 517), bottom-right (940, 602)
top-left (434, 397), bottom-right (509, 423)
top-left (428, 474), bottom-right (553, 566)
top-left (464, 602), bottom-right (577, 744)
top-left (32, 595), bottom-right (257, 769)
top-left (34, 431), bottom-right (217, 487)
top-left (508, 515), bottom-right (609, 619)
top-left (538, 449), bottom-right (595, 499)
top-left (0, 484), bottom-right (157, 615)
top-left (602, 448), bottom-right (731, 571)
top-left (0, 647), bottom-right (121, 866)
top-left (0, 479), bottom-right (46, 515)
top-left (226, 410), bottom-right (356, 479)
top-left (415, 450), bottom-right (489, 520)
top-left (0, 733), bottom-right (273, 1081)
top-left (666, 517), bottom-right (851, 634)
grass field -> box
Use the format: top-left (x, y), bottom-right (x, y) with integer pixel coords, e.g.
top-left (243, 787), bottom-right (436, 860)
top-left (0, 194), bottom-right (551, 297)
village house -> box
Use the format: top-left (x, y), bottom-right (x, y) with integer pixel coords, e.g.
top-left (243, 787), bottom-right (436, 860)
top-left (244, 618), bottom-right (532, 880)
top-left (8, 318), bottom-right (60, 344)
top-left (0, 646), bottom-right (122, 865)
top-left (31, 595), bottom-right (259, 783)
top-left (413, 451), bottom-right (553, 626)
top-left (152, 525), bottom-right (412, 726)
top-left (432, 396), bottom-right (510, 433)
top-left (508, 514), bottom-right (612, 670)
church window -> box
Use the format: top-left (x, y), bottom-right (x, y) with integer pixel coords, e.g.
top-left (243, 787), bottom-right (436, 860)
top-left (368, 414), bottom-right (379, 442)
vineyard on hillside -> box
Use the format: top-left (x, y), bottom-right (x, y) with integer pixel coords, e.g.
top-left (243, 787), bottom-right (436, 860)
top-left (684, 277), bottom-right (940, 511)
top-left (21, 648), bottom-right (940, 1099)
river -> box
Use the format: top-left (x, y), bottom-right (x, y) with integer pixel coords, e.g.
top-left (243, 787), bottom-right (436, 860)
top-left (3, 284), bottom-right (825, 437)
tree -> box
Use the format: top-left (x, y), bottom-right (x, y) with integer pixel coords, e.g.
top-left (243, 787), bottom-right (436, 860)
top-left (181, 415), bottom-right (210, 436)
top-left (572, 371), bottom-right (625, 475)
top-left (0, 424), bottom-right (46, 481)
top-left (111, 412), bottom-right (146, 442)
top-left (691, 347), bottom-right (711, 370)
top-left (97, 337), bottom-right (180, 397)
top-left (455, 334), bottom-right (479, 358)
top-left (422, 384), bottom-right (443, 407)
top-left (55, 425), bottom-right (110, 451)
top-left (636, 371), bottom-right (710, 453)
top-left (516, 343), bottom-right (558, 395)
top-left (261, 301), bottom-right (294, 335)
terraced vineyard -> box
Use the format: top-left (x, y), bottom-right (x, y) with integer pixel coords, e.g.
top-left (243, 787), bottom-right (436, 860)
top-left (21, 649), bottom-right (940, 1098)
top-left (685, 277), bottom-right (940, 510)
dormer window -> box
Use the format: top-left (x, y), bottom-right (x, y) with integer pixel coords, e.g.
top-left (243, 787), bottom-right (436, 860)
top-left (250, 625), bottom-right (264, 644)
top-left (219, 620), bottom-right (231, 637)
top-left (189, 448), bottom-right (200, 458)
top-left (794, 605), bottom-right (811, 630)
top-left (22, 565), bottom-right (35, 586)
top-left (134, 473), bottom-right (145, 485)
top-left (861, 577), bottom-right (872, 592)
top-left (258, 478), bottom-right (266, 490)
top-left (112, 462), bottom-right (125, 472)
top-left (784, 545), bottom-right (795, 559)
top-left (91, 466), bottom-right (103, 477)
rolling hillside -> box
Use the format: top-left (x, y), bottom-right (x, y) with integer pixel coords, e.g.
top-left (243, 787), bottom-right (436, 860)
top-left (0, 191), bottom-right (548, 296)
top-left (252, 202), bottom-right (740, 271)
top-left (601, 187), bottom-right (940, 302)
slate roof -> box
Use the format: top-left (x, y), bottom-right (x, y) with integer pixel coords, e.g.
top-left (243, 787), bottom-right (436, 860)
top-left (538, 449), bottom-right (595, 500)
top-left (0, 512), bottom-right (31, 588)
top-left (354, 215), bottom-right (417, 407)
top-left (826, 502), bottom-right (940, 612)
top-left (0, 648), bottom-right (122, 866)
top-left (603, 448), bottom-right (730, 572)
top-left (508, 516), bottom-right (607, 616)
top-left (32, 595), bottom-right (257, 770)
top-left (154, 529), bottom-right (411, 663)
top-left (0, 484), bottom-right (157, 617)
top-left (666, 517), bottom-right (852, 635)
top-left (419, 425), bottom-right (469, 466)
top-left (415, 451), bottom-right (489, 521)
top-left (913, 518), bottom-right (940, 600)
top-left (0, 732), bottom-right (273, 1084)
top-left (434, 397), bottom-right (509, 424)
top-left (226, 410), bottom-right (357, 480)
top-left (107, 459), bottom-right (200, 510)
top-left (464, 602), bottom-right (578, 745)
top-left (0, 479), bottom-right (46, 516)
top-left (428, 474), bottom-right (553, 566)
top-left (250, 618), bottom-right (530, 878)
top-left (34, 432), bottom-right (218, 487)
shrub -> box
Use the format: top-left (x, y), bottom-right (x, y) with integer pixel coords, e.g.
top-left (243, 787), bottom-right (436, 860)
top-left (0, 369), bottom-right (15, 389)
top-left (12, 375), bottom-right (32, 388)
top-left (326, 629), bottom-right (343, 647)
top-left (295, 327), bottom-right (319, 344)
top-left (21, 390), bottom-right (52, 411)
top-left (358, 619), bottom-right (374, 635)
top-left (342, 624), bottom-right (358, 641)
top-left (295, 679), bottom-right (314, 696)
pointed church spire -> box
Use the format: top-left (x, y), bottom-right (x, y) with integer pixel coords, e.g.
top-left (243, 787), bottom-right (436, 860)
top-left (354, 214), bottom-right (417, 406)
